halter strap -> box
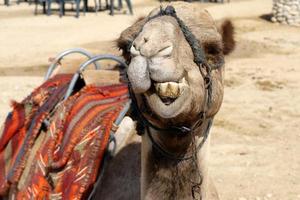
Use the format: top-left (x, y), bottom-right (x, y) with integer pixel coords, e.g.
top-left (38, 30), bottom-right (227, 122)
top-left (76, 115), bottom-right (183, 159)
top-left (128, 5), bottom-right (213, 137)
top-left (147, 118), bottom-right (213, 161)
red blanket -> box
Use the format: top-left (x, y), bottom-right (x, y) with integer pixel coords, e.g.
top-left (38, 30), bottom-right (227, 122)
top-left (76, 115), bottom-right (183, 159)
top-left (0, 74), bottom-right (129, 199)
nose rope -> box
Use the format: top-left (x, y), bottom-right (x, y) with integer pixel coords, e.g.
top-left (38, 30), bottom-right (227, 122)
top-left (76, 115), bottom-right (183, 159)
top-left (158, 6), bottom-right (207, 67)
top-left (129, 5), bottom-right (213, 136)
top-left (130, 5), bottom-right (213, 107)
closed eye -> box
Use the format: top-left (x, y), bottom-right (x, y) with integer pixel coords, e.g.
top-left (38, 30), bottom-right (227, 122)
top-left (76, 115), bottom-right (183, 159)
top-left (156, 45), bottom-right (173, 57)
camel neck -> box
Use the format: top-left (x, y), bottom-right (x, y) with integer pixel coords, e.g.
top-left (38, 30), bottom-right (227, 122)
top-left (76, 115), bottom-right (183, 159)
top-left (141, 122), bottom-right (211, 200)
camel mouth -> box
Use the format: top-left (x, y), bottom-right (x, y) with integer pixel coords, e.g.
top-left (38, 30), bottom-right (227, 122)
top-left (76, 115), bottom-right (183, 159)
top-left (143, 77), bottom-right (191, 118)
top-left (153, 77), bottom-right (189, 106)
top-left (159, 97), bottom-right (176, 105)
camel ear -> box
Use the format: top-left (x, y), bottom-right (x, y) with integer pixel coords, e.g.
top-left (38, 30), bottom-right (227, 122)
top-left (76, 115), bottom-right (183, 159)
top-left (218, 19), bottom-right (235, 55)
top-left (116, 17), bottom-right (146, 62)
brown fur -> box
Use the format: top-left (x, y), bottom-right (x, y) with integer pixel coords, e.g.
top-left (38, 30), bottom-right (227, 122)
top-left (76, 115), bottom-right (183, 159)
top-left (219, 19), bottom-right (235, 55)
top-left (116, 14), bottom-right (235, 64)
top-left (116, 16), bottom-right (147, 63)
top-left (111, 2), bottom-right (235, 199)
top-left (141, 124), bottom-right (219, 200)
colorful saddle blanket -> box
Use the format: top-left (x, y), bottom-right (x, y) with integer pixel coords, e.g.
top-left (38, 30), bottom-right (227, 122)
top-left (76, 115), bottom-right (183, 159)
top-left (0, 74), bottom-right (129, 199)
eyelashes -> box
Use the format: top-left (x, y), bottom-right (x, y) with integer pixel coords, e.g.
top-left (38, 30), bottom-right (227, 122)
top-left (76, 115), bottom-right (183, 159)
top-left (156, 46), bottom-right (173, 57)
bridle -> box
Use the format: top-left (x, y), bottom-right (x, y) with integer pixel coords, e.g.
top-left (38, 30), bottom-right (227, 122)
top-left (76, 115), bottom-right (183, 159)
top-left (126, 5), bottom-right (218, 199)
top-left (127, 5), bottom-right (215, 159)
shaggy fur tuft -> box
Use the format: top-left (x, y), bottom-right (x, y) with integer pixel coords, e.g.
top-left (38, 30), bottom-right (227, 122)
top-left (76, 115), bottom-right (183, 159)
top-left (116, 16), bottom-right (146, 63)
top-left (220, 20), bottom-right (235, 55)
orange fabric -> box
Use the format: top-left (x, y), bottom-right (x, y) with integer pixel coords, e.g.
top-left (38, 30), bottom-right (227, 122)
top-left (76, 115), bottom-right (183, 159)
top-left (0, 75), bottom-right (129, 200)
top-left (0, 74), bottom-right (73, 196)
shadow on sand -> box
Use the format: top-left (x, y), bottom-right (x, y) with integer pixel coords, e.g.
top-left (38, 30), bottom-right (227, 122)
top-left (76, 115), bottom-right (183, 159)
top-left (94, 142), bottom-right (141, 200)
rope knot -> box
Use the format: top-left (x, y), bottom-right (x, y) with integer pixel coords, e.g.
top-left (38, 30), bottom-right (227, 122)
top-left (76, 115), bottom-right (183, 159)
top-left (164, 5), bottom-right (176, 16)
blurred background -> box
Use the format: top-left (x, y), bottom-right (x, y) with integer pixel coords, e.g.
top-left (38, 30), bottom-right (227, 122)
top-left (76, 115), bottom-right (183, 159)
top-left (0, 0), bottom-right (299, 199)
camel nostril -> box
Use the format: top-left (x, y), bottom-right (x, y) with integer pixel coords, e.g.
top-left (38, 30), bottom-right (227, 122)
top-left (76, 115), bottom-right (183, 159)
top-left (133, 43), bottom-right (137, 49)
top-left (144, 37), bottom-right (149, 43)
top-left (130, 44), bottom-right (140, 56)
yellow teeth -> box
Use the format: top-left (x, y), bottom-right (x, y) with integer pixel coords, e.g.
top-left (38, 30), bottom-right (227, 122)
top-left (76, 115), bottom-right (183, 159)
top-left (154, 78), bottom-right (188, 98)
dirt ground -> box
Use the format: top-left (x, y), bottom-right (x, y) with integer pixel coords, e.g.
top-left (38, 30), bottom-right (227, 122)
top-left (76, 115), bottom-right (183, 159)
top-left (0, 0), bottom-right (300, 199)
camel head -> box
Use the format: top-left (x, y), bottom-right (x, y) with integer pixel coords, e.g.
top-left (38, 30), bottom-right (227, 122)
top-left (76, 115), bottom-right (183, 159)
top-left (118, 3), bottom-right (235, 127)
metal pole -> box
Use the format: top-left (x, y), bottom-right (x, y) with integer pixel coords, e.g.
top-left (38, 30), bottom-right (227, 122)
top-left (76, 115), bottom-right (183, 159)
top-left (64, 54), bottom-right (127, 100)
top-left (44, 48), bottom-right (100, 80)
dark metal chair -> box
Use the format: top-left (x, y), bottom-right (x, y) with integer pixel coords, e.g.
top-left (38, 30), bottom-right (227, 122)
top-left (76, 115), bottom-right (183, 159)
top-left (109, 0), bottom-right (133, 15)
top-left (94, 0), bottom-right (108, 12)
top-left (59, 0), bottom-right (81, 17)
top-left (34, 0), bottom-right (51, 15)
top-left (35, 0), bottom-right (81, 17)
top-left (93, 0), bottom-right (132, 15)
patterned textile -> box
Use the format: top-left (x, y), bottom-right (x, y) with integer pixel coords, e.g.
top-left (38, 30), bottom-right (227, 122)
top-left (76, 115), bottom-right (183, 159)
top-left (0, 74), bottom-right (73, 195)
top-left (0, 74), bottom-right (129, 200)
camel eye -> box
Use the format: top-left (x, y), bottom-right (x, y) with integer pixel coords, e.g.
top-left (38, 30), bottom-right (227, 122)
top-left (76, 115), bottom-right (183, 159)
top-left (130, 45), bottom-right (140, 56)
top-left (205, 42), bottom-right (222, 55)
top-left (157, 46), bottom-right (173, 57)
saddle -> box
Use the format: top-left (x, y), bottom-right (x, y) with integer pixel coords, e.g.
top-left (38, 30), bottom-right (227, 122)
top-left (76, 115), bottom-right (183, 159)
top-left (0, 49), bottom-right (131, 199)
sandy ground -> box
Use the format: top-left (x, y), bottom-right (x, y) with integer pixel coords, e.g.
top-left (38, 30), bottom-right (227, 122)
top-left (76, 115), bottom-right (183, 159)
top-left (0, 0), bottom-right (300, 199)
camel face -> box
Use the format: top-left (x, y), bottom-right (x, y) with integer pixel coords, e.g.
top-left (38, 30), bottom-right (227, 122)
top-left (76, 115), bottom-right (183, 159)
top-left (120, 3), bottom-right (234, 125)
top-left (128, 17), bottom-right (197, 119)
top-left (127, 19), bottom-right (223, 124)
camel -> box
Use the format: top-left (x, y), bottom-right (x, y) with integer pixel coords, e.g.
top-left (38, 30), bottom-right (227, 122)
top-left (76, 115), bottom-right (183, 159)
top-left (94, 2), bottom-right (234, 199)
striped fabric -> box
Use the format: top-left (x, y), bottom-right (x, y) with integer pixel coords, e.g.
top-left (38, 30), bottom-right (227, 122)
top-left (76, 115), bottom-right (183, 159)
top-left (0, 74), bottom-right (73, 196)
top-left (0, 75), bottom-right (129, 200)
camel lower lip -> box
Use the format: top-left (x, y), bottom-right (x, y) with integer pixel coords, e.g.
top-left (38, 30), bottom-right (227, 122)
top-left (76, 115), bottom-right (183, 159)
top-left (144, 85), bottom-right (191, 118)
